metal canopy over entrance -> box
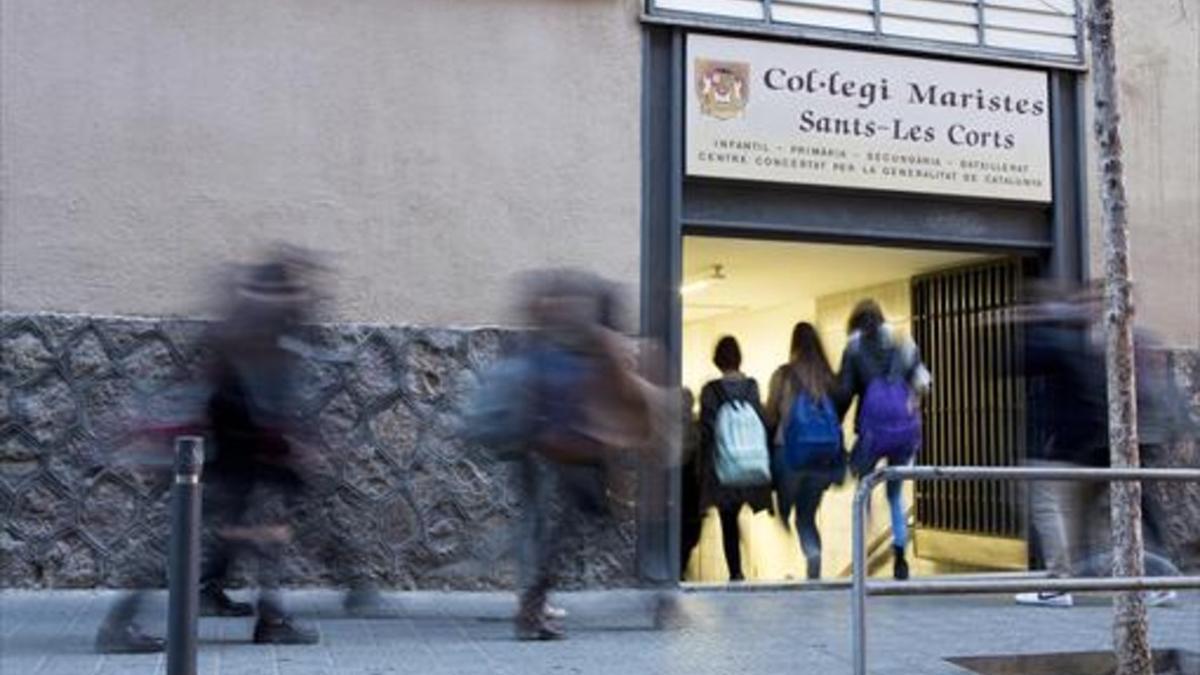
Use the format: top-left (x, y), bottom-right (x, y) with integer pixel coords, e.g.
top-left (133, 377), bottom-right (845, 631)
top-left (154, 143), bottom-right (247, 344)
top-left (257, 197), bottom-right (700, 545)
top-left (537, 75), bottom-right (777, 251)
top-left (645, 0), bottom-right (1084, 68)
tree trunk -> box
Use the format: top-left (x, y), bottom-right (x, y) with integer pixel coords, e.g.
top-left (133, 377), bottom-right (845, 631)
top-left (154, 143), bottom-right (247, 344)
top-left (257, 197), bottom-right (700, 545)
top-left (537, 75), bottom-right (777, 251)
top-left (1087, 2), bottom-right (1152, 674)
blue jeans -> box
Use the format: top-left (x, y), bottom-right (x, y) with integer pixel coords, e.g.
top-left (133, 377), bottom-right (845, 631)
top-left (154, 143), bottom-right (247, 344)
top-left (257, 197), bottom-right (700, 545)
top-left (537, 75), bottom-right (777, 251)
top-left (886, 477), bottom-right (907, 549)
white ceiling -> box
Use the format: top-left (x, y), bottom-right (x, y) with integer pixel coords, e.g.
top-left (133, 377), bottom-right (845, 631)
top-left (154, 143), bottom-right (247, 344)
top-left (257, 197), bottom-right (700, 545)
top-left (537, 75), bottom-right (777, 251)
top-left (683, 236), bottom-right (994, 323)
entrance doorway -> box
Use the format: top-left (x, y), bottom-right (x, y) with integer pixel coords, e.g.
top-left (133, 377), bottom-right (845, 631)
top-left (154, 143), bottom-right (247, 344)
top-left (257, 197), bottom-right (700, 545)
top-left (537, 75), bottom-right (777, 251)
top-left (680, 235), bottom-right (1028, 583)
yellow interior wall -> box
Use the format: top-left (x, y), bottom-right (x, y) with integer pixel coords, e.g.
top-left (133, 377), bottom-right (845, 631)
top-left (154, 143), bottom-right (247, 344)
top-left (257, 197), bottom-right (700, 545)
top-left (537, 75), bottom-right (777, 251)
top-left (683, 278), bottom-right (919, 582)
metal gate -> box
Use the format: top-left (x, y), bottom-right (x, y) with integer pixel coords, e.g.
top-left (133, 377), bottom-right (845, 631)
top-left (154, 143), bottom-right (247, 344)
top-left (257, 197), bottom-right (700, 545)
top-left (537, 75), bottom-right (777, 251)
top-left (911, 260), bottom-right (1027, 539)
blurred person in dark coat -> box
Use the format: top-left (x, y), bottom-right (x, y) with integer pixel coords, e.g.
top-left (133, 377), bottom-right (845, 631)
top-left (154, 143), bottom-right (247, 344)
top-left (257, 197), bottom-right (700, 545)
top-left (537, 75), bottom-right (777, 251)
top-left (94, 254), bottom-right (322, 652)
top-left (1015, 283), bottom-right (1107, 608)
top-left (193, 256), bottom-right (321, 644)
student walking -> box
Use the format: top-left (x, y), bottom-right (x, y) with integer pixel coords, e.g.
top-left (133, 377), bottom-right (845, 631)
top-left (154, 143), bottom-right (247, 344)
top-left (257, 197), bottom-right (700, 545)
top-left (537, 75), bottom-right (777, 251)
top-left (765, 323), bottom-right (844, 581)
top-left (468, 270), bottom-right (664, 640)
top-left (838, 300), bottom-right (930, 581)
top-left (698, 336), bottom-right (773, 582)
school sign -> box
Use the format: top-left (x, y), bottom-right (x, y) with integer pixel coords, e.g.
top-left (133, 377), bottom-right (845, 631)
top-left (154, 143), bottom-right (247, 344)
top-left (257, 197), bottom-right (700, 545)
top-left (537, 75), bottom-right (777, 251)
top-left (687, 34), bottom-right (1053, 203)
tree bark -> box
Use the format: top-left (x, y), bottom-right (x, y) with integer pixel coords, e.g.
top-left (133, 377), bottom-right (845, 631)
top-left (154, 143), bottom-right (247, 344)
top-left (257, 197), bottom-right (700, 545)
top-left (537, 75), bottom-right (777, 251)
top-left (1087, 2), bottom-right (1152, 674)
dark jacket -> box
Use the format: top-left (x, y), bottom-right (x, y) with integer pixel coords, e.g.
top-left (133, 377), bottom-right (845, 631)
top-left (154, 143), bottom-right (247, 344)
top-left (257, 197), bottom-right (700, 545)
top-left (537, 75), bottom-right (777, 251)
top-left (698, 375), bottom-right (774, 513)
top-left (1024, 319), bottom-right (1108, 465)
top-left (836, 328), bottom-right (929, 431)
top-left (206, 343), bottom-right (298, 478)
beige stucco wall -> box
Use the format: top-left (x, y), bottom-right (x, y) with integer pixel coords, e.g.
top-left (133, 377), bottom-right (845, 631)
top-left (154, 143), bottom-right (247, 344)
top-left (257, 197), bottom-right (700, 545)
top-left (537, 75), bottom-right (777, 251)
top-left (0, 0), bottom-right (642, 327)
top-left (1086, 0), bottom-right (1200, 349)
top-left (5, 0), bottom-right (1195, 342)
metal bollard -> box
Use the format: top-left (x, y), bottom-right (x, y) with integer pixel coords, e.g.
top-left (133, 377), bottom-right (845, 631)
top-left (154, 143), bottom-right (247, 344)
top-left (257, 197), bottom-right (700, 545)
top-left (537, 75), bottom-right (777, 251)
top-left (167, 436), bottom-right (204, 675)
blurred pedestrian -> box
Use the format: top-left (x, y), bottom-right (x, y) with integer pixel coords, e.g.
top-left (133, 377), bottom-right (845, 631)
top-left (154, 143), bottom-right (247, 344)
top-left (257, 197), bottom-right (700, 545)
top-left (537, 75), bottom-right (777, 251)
top-left (471, 270), bottom-right (663, 640)
top-left (1116, 328), bottom-right (1195, 606)
top-left (94, 587), bottom-right (165, 653)
top-left (95, 255), bottom-right (322, 652)
top-left (194, 257), bottom-right (319, 643)
top-left (839, 300), bottom-right (930, 581)
top-left (679, 387), bottom-right (703, 581)
top-left (1014, 283), bottom-right (1107, 608)
top-left (765, 322), bottom-right (844, 581)
top-left (697, 336), bottom-right (773, 582)
top-left (197, 250), bottom-right (394, 625)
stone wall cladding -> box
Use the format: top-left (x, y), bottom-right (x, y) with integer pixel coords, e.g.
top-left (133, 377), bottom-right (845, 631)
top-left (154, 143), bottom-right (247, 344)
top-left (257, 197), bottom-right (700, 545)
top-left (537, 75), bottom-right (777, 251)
top-left (0, 313), bottom-right (635, 589)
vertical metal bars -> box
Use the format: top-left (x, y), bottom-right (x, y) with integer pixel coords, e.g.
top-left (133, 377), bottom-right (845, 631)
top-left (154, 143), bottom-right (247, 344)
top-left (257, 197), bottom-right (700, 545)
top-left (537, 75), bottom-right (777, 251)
top-left (912, 260), bottom-right (1025, 538)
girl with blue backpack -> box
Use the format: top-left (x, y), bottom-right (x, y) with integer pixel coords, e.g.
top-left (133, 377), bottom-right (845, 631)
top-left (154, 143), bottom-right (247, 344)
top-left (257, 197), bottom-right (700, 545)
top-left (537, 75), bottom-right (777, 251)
top-left (838, 300), bottom-right (930, 581)
top-left (765, 322), bottom-right (845, 581)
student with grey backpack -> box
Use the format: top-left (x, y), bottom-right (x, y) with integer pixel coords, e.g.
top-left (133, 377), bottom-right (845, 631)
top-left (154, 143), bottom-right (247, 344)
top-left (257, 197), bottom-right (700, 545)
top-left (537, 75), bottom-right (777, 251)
top-left (698, 336), bottom-right (773, 582)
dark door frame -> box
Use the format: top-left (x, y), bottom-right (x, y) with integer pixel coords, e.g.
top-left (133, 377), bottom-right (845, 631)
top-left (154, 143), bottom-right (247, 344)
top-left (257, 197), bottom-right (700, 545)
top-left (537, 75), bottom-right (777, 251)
top-left (636, 25), bottom-right (1089, 585)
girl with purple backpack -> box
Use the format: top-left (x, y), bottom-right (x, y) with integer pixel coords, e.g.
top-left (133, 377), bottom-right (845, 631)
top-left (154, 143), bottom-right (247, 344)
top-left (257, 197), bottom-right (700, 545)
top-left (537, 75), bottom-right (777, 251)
top-left (837, 300), bottom-right (931, 580)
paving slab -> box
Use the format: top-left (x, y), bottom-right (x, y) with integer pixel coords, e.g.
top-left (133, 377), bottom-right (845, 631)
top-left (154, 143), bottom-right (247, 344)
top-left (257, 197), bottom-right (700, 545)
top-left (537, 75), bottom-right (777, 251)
top-left (1, 588), bottom-right (1196, 674)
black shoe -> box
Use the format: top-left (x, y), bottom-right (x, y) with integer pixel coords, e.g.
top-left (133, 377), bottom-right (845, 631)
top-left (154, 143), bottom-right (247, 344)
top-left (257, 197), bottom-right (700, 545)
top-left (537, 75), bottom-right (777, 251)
top-left (95, 622), bottom-right (165, 654)
top-left (200, 586), bottom-right (255, 617)
top-left (893, 545), bottom-right (909, 581)
top-left (806, 557), bottom-right (821, 581)
top-left (253, 616), bottom-right (319, 645)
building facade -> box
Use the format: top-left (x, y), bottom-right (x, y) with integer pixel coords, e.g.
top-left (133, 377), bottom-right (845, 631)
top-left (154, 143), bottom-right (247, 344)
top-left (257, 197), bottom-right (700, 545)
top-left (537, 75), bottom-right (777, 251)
top-left (1, 0), bottom-right (1197, 588)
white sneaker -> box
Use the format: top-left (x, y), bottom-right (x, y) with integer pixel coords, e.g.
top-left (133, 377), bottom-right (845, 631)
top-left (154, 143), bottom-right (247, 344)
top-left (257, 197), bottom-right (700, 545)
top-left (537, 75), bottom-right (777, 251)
top-left (543, 604), bottom-right (568, 620)
top-left (1015, 591), bottom-right (1075, 608)
top-left (1144, 590), bottom-right (1178, 607)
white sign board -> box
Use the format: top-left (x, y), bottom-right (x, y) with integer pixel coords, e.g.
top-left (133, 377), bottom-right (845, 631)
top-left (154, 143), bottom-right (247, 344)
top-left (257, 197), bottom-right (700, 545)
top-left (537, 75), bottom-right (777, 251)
top-left (687, 34), bottom-right (1053, 202)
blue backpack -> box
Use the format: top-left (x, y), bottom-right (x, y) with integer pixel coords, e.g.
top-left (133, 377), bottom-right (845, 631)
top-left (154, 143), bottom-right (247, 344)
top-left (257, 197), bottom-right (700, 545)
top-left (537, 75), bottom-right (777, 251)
top-left (463, 356), bottom-right (535, 458)
top-left (463, 346), bottom-right (592, 460)
top-left (783, 389), bottom-right (843, 470)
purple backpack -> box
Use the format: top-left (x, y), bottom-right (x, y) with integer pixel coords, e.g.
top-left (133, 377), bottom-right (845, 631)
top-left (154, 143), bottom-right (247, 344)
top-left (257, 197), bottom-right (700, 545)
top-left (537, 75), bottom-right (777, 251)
top-left (858, 350), bottom-right (921, 465)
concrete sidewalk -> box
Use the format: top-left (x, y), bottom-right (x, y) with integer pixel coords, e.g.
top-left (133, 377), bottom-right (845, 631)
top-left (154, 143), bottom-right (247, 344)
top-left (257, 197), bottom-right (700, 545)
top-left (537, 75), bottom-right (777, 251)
top-left (1, 588), bottom-right (1197, 674)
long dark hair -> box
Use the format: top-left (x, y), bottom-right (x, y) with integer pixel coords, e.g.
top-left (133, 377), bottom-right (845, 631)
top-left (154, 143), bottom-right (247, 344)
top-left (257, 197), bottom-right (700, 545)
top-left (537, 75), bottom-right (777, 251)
top-left (788, 322), bottom-right (835, 398)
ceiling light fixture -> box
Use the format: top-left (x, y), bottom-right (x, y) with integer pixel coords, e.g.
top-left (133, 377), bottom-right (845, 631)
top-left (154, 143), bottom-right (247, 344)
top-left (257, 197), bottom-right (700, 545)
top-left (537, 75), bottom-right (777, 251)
top-left (680, 264), bottom-right (725, 296)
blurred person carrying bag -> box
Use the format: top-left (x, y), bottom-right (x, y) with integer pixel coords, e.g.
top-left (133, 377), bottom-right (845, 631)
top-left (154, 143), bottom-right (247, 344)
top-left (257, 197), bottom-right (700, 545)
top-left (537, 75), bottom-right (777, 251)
top-left (532, 327), bottom-right (665, 467)
top-left (465, 329), bottom-right (666, 465)
top-left (464, 356), bottom-right (537, 460)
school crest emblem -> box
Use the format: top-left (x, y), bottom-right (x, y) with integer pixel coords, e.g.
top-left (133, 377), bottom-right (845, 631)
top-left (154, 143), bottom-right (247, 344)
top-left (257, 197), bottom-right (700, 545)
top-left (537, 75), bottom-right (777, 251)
top-left (695, 59), bottom-right (750, 120)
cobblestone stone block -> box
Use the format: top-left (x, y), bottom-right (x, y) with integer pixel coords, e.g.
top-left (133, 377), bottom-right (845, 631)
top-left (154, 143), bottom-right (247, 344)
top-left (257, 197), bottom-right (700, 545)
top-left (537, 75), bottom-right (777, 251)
top-left (0, 328), bottom-right (57, 381)
top-left (12, 374), bottom-right (78, 446)
top-left (0, 430), bottom-right (43, 482)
